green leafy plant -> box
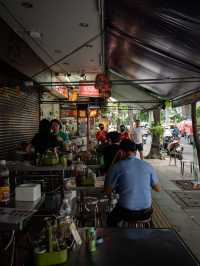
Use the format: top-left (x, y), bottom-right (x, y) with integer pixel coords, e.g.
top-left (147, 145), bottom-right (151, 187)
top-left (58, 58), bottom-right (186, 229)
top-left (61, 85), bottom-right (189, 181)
top-left (150, 124), bottom-right (164, 138)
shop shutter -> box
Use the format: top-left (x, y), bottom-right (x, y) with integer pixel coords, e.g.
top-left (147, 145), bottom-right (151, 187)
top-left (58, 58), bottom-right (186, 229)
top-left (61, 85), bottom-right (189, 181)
top-left (0, 86), bottom-right (39, 160)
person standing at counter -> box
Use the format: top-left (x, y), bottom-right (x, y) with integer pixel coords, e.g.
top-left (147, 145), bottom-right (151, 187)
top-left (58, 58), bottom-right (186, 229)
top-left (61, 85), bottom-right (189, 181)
top-left (26, 119), bottom-right (58, 162)
top-left (96, 123), bottom-right (107, 144)
top-left (119, 125), bottom-right (129, 141)
top-left (104, 139), bottom-right (161, 227)
top-left (131, 119), bottom-right (144, 159)
top-left (50, 119), bottom-right (69, 147)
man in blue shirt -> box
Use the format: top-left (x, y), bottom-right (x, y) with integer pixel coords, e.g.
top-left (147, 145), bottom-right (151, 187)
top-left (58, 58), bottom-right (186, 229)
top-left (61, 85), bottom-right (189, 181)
top-left (104, 139), bottom-right (161, 227)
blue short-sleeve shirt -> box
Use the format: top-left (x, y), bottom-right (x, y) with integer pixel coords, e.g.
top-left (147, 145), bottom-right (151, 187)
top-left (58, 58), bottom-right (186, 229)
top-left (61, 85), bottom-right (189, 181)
top-left (105, 156), bottom-right (159, 210)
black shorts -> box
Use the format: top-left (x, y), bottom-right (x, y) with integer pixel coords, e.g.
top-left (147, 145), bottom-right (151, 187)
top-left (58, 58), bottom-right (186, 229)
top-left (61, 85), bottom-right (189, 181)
top-left (135, 143), bottom-right (143, 151)
top-left (107, 205), bottom-right (153, 227)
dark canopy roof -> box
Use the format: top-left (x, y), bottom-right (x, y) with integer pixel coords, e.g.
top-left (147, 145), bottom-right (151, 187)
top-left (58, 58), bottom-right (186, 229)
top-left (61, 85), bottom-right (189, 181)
top-left (105, 0), bottom-right (200, 103)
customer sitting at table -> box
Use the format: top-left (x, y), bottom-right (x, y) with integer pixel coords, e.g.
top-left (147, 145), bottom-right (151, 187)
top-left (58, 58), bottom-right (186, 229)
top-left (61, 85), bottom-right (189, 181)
top-left (26, 119), bottom-right (58, 161)
top-left (104, 139), bottom-right (161, 227)
top-left (50, 119), bottom-right (69, 147)
top-left (103, 131), bottom-right (121, 173)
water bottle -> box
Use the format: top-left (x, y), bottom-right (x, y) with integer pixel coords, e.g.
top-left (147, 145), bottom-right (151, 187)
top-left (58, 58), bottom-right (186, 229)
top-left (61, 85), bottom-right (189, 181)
top-left (59, 191), bottom-right (72, 216)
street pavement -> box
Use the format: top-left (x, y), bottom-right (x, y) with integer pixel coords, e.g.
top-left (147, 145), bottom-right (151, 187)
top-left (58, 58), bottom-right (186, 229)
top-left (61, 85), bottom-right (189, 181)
top-left (180, 137), bottom-right (193, 161)
top-left (142, 135), bottom-right (193, 161)
top-left (146, 138), bottom-right (200, 261)
top-left (128, 134), bottom-right (200, 259)
top-left (148, 157), bottom-right (200, 260)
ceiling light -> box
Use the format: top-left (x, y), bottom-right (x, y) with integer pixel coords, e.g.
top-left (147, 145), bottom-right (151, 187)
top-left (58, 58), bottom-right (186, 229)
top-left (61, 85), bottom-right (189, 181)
top-left (28, 31), bottom-right (42, 39)
top-left (85, 44), bottom-right (93, 48)
top-left (24, 80), bottom-right (34, 86)
top-left (54, 49), bottom-right (62, 54)
top-left (55, 72), bottom-right (65, 77)
top-left (21, 2), bottom-right (33, 8)
top-left (79, 22), bottom-right (89, 27)
top-left (66, 72), bottom-right (71, 77)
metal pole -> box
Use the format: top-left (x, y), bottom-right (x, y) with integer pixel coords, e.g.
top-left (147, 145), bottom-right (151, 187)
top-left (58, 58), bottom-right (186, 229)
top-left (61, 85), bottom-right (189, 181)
top-left (87, 108), bottom-right (90, 151)
top-left (191, 102), bottom-right (200, 173)
top-left (77, 109), bottom-right (79, 136)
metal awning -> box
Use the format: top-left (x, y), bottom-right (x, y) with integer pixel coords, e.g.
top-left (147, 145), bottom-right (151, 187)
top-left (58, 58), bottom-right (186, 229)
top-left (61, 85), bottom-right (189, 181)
top-left (105, 0), bottom-right (200, 105)
top-left (109, 71), bottom-right (161, 110)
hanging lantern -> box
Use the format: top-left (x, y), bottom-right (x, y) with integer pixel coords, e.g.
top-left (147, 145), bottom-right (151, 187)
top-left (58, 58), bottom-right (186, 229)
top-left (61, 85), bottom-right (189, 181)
top-left (78, 110), bottom-right (86, 118)
top-left (89, 109), bottom-right (97, 117)
top-left (95, 73), bottom-right (111, 98)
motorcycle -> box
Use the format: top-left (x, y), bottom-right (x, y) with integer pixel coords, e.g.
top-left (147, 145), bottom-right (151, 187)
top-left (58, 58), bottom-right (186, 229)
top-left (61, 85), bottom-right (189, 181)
top-left (163, 136), bottom-right (173, 150)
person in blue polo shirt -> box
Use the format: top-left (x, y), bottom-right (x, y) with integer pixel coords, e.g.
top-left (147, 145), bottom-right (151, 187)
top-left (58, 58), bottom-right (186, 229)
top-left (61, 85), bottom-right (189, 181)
top-left (104, 139), bottom-right (161, 227)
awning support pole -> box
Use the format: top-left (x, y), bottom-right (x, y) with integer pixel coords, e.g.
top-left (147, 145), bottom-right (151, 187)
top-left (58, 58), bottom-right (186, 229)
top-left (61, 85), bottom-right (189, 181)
top-left (191, 102), bottom-right (200, 172)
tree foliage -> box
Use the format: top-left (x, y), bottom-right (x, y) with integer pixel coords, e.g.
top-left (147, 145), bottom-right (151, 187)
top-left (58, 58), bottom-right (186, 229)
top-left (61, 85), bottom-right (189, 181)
top-left (139, 111), bottom-right (149, 122)
top-left (150, 124), bottom-right (164, 138)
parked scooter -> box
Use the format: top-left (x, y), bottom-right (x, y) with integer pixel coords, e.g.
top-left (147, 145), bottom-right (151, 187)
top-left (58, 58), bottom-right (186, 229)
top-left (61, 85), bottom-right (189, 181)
top-left (163, 136), bottom-right (173, 150)
top-left (167, 138), bottom-right (183, 160)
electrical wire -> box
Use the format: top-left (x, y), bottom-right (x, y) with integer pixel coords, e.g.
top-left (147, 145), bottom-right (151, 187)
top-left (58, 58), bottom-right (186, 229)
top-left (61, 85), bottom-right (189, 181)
top-left (31, 32), bottom-right (103, 78)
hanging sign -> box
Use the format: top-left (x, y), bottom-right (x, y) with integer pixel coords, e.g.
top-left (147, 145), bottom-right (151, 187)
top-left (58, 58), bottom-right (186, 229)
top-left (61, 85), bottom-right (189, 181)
top-left (79, 81), bottom-right (99, 97)
top-left (54, 86), bottom-right (68, 98)
top-left (61, 108), bottom-right (78, 118)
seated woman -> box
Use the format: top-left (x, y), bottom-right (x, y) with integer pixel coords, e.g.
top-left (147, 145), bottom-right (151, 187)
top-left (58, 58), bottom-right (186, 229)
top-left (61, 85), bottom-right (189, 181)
top-left (26, 119), bottom-right (58, 163)
top-left (50, 119), bottom-right (69, 148)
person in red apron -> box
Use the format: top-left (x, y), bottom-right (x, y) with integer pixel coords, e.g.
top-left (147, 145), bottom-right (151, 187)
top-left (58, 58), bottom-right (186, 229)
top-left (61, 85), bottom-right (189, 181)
top-left (120, 125), bottom-right (129, 141)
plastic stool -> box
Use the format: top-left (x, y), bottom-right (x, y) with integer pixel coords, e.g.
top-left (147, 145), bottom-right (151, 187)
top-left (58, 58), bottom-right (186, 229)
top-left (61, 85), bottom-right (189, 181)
top-left (121, 217), bottom-right (152, 228)
top-left (180, 160), bottom-right (194, 176)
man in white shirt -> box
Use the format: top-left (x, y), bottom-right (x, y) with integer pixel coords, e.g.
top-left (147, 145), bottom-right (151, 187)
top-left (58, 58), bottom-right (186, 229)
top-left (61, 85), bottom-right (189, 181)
top-left (131, 120), bottom-right (144, 159)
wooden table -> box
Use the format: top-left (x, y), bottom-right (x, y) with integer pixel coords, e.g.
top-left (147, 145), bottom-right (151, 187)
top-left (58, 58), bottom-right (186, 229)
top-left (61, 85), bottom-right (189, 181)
top-left (68, 228), bottom-right (199, 266)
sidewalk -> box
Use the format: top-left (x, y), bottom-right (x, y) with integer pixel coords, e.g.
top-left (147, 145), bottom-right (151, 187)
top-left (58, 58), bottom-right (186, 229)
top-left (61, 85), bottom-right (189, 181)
top-left (148, 157), bottom-right (200, 260)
